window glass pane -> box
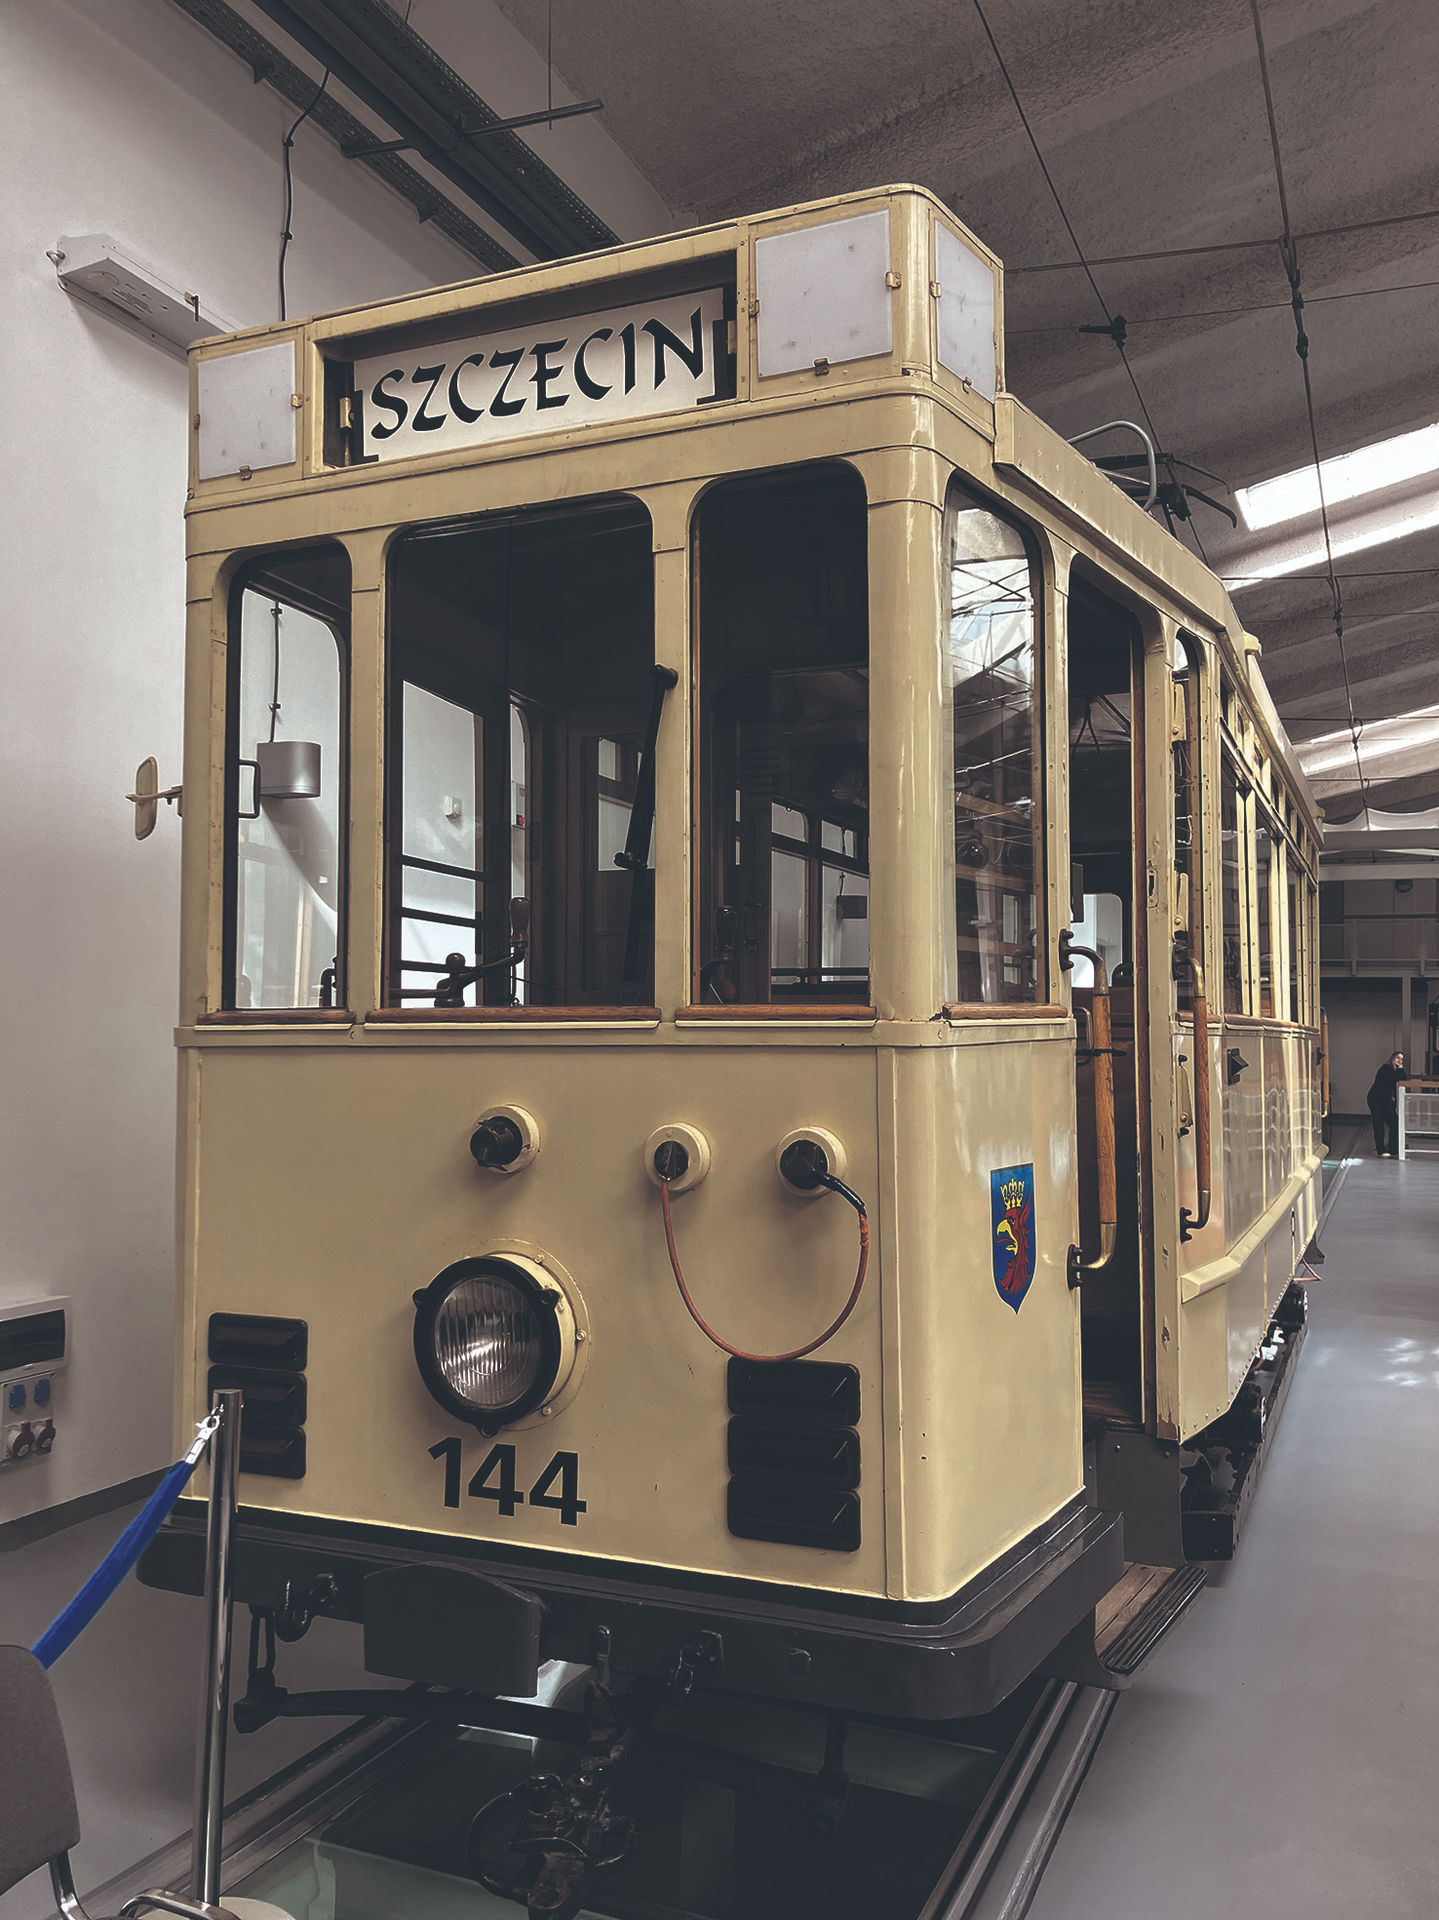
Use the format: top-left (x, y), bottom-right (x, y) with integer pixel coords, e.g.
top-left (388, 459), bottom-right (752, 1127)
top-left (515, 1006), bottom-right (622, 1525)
top-left (821, 865), bottom-right (869, 980)
top-left (227, 548), bottom-right (348, 1009)
top-left (948, 489), bottom-right (1040, 1003)
top-left (1067, 893), bottom-right (1123, 990)
top-left (1306, 880), bottom-right (1318, 1023)
top-left (1172, 669), bottom-right (1197, 1013)
top-left (1221, 760), bottom-right (1247, 1016)
top-left (396, 684), bottom-right (481, 1005)
top-left (1255, 821), bottom-right (1274, 1017)
top-left (770, 849), bottom-right (809, 980)
top-left (698, 467), bottom-right (868, 1005)
top-left (387, 499), bottom-right (655, 1007)
top-left (1288, 866), bottom-right (1300, 1022)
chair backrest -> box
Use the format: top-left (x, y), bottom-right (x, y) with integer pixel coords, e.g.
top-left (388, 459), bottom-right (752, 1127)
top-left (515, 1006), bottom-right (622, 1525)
top-left (0, 1645), bottom-right (82, 1895)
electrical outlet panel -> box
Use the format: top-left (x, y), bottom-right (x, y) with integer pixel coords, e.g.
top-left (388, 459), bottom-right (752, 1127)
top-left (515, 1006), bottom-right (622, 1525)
top-left (0, 1299), bottom-right (68, 1468)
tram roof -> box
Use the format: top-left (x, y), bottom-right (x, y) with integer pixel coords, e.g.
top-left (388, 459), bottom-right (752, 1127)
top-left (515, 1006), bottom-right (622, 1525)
top-left (186, 181), bottom-right (1319, 835)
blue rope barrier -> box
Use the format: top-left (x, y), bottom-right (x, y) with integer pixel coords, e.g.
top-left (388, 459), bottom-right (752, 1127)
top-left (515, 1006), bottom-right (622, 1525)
top-left (31, 1412), bottom-right (221, 1669)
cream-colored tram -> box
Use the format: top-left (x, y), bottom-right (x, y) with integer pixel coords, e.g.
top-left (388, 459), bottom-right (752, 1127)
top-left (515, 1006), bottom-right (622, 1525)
top-left (141, 186), bottom-right (1323, 1733)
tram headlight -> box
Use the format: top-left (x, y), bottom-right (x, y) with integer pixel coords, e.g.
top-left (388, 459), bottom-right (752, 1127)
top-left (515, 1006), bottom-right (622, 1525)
top-left (413, 1257), bottom-right (564, 1434)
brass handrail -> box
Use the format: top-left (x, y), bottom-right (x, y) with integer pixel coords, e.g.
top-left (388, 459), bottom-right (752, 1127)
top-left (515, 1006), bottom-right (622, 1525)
top-left (1062, 933), bottom-right (1117, 1279)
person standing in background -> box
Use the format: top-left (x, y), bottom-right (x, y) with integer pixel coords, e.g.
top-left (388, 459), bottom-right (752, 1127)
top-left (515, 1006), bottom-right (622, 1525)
top-left (1367, 1049), bottom-right (1405, 1156)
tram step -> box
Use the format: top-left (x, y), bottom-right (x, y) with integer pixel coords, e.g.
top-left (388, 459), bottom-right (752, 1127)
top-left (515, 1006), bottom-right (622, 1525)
top-left (1097, 1561), bottom-right (1207, 1677)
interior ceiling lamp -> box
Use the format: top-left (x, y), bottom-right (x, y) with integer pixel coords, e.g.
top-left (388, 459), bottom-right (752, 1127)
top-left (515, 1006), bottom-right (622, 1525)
top-left (1235, 421), bottom-right (1439, 530)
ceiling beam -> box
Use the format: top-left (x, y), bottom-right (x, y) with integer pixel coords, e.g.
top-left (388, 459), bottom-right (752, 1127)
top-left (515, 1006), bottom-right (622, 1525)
top-left (172, 0), bottom-right (520, 274)
top-left (246, 0), bottom-right (617, 261)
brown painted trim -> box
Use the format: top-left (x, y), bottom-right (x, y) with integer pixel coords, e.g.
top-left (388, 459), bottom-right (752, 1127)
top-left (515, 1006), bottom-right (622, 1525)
top-left (1221, 1013), bottom-right (1320, 1030)
top-left (943, 1002), bottom-right (1069, 1021)
top-left (365, 1006), bottom-right (660, 1024)
top-left (199, 1009), bottom-right (353, 1024)
top-left (677, 1004), bottom-right (878, 1021)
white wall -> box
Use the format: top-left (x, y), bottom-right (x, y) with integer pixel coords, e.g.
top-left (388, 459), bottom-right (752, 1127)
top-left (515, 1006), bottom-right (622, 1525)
top-left (0, 0), bottom-right (669, 1526)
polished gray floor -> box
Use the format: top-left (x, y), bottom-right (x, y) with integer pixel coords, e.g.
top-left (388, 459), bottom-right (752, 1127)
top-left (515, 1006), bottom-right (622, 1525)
top-left (1030, 1150), bottom-right (1439, 1920)
top-left (0, 1504), bottom-right (392, 1920)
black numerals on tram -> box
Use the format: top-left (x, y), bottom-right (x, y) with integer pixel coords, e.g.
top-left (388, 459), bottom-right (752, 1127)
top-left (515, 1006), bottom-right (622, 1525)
top-left (469, 1443), bottom-right (523, 1516)
top-left (429, 1438), bottom-right (586, 1525)
top-left (429, 1436), bottom-right (462, 1508)
top-left (527, 1450), bottom-right (587, 1526)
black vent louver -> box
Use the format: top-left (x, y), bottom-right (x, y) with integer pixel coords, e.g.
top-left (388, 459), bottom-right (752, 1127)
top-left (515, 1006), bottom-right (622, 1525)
top-left (725, 1359), bottom-right (860, 1553)
top-left (207, 1314), bottom-right (309, 1480)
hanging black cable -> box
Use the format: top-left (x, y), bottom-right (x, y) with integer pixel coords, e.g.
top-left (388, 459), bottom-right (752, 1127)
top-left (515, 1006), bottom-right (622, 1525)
top-left (279, 66), bottom-right (331, 323)
top-left (970, 0), bottom-right (1208, 560)
top-left (1247, 0), bottom-right (1368, 811)
top-left (269, 601), bottom-right (283, 744)
top-left (1009, 278), bottom-right (1439, 334)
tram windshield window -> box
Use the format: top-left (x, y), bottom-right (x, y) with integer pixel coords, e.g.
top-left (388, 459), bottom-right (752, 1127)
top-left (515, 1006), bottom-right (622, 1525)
top-left (697, 466), bottom-right (869, 1006)
top-left (947, 487), bottom-right (1041, 1004)
top-left (1221, 758), bottom-right (1248, 1016)
top-left (225, 546), bottom-right (349, 1010)
top-left (386, 498), bottom-right (655, 1008)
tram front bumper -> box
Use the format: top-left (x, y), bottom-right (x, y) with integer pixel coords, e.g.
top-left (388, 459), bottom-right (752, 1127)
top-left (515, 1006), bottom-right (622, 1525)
top-left (140, 1493), bottom-right (1122, 1721)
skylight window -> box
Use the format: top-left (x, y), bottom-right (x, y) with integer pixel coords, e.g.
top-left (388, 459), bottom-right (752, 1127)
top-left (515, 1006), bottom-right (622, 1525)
top-left (1235, 421), bottom-right (1439, 531)
top-left (1296, 704), bottom-right (1439, 779)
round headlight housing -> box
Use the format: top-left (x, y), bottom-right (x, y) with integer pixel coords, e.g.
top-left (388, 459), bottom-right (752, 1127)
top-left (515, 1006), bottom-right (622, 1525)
top-left (413, 1257), bottom-right (564, 1433)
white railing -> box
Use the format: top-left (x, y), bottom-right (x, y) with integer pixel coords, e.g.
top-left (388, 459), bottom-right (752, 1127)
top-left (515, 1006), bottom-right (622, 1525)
top-left (1321, 915), bottom-right (1439, 975)
top-left (1398, 1084), bottom-right (1439, 1159)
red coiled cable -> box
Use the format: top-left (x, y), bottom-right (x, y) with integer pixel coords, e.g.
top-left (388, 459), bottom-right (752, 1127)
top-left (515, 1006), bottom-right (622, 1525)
top-left (658, 1176), bottom-right (869, 1363)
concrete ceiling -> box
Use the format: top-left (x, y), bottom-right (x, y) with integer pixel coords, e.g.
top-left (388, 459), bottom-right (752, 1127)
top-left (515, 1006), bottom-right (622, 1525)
top-left (491, 0), bottom-right (1438, 827)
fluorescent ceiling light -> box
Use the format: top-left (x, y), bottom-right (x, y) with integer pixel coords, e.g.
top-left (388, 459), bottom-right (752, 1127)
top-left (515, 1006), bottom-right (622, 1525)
top-left (1229, 497), bottom-right (1439, 583)
top-left (1235, 421), bottom-right (1439, 531)
top-left (1296, 703), bottom-right (1439, 779)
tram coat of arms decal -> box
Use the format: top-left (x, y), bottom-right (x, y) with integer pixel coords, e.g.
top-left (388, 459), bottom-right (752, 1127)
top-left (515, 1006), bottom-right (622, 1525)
top-left (990, 1164), bottom-right (1037, 1311)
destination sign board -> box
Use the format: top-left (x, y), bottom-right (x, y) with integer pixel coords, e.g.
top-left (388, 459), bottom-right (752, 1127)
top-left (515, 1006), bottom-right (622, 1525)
top-left (353, 287), bottom-right (728, 463)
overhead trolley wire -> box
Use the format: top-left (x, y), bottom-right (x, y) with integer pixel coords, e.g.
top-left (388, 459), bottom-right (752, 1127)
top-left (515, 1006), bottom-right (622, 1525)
top-left (1007, 207), bottom-right (1439, 275)
top-left (1009, 278), bottom-right (1439, 334)
top-left (969, 0), bottom-right (1209, 561)
top-left (1247, 0), bottom-right (1369, 810)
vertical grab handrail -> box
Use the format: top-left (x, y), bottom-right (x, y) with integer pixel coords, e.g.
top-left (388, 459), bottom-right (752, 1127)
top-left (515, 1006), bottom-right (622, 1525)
top-left (1180, 957), bottom-right (1212, 1240)
top-left (192, 1388), bottom-right (241, 1908)
top-left (1062, 931), bottom-right (1118, 1282)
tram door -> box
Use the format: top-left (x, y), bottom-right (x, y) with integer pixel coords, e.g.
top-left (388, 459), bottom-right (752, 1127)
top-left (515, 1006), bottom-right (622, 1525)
top-left (1068, 575), bottom-right (1153, 1431)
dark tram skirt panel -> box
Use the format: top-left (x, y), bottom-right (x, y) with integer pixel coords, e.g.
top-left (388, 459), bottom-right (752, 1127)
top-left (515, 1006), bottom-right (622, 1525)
top-left (140, 1492), bottom-right (1121, 1723)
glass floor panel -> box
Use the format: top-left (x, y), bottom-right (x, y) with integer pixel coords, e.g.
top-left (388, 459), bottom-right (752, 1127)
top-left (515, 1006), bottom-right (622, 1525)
top-left (226, 1677), bottom-right (1045, 1920)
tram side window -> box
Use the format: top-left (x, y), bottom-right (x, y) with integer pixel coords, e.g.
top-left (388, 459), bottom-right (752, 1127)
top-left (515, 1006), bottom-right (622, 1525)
top-left (225, 547), bottom-right (349, 1010)
top-left (1298, 875), bottom-right (1314, 1021)
top-left (386, 499), bottom-right (655, 1008)
top-left (1255, 816), bottom-right (1274, 1018)
top-left (1220, 757), bottom-right (1248, 1016)
top-left (946, 486), bottom-right (1041, 1004)
top-left (1172, 667), bottom-right (1198, 1013)
top-left (1287, 860), bottom-right (1301, 1022)
top-left (697, 466), bottom-right (869, 1006)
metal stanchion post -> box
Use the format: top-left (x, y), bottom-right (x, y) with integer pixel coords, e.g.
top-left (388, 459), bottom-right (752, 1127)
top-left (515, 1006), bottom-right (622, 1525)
top-left (192, 1387), bottom-right (241, 1907)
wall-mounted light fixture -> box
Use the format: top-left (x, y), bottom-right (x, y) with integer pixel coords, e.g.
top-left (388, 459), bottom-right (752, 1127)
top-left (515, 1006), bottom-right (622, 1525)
top-left (50, 235), bottom-right (233, 361)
